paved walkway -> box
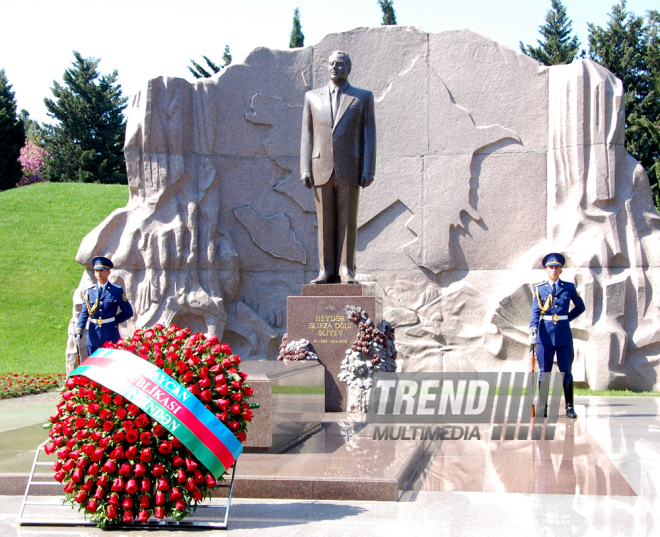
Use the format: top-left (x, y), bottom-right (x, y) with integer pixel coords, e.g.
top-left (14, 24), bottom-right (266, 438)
top-left (1, 394), bottom-right (658, 536)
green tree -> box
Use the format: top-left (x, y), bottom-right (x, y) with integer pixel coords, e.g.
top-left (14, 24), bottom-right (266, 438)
top-left (41, 51), bottom-right (127, 184)
top-left (0, 69), bottom-right (26, 191)
top-left (520, 0), bottom-right (580, 65)
top-left (188, 46), bottom-right (232, 79)
top-left (18, 109), bottom-right (42, 146)
top-left (378, 0), bottom-right (397, 26)
top-left (289, 7), bottom-right (304, 48)
top-left (589, 3), bottom-right (660, 209)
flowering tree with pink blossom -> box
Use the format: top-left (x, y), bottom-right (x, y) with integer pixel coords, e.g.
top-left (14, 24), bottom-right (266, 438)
top-left (18, 139), bottom-right (48, 187)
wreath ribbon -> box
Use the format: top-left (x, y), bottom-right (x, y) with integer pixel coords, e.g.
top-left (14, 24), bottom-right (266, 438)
top-left (69, 348), bottom-right (243, 478)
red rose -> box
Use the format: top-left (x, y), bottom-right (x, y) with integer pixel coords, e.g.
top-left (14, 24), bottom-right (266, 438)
top-left (155, 491), bottom-right (166, 506)
top-left (54, 470), bottom-right (65, 483)
top-left (192, 489), bottom-right (203, 501)
top-left (97, 474), bottom-right (108, 487)
top-left (122, 510), bottom-right (133, 523)
top-left (74, 491), bottom-right (86, 504)
top-left (194, 469), bottom-right (204, 483)
top-left (126, 429), bottom-right (139, 443)
top-left (103, 421), bottom-right (114, 432)
top-left (220, 343), bottom-right (232, 354)
top-left (125, 479), bottom-right (138, 494)
top-left (76, 458), bottom-right (88, 469)
top-left (71, 468), bottom-right (83, 483)
top-left (228, 421), bottom-right (239, 431)
top-left (139, 495), bottom-right (150, 508)
top-left (102, 460), bottom-right (117, 474)
top-left (75, 417), bottom-right (87, 428)
top-left (170, 488), bottom-right (182, 501)
top-left (88, 463), bottom-right (100, 476)
top-left (116, 407), bottom-right (127, 420)
top-left (107, 505), bottom-right (118, 519)
top-left (113, 395), bottom-right (124, 406)
top-left (185, 478), bottom-right (197, 491)
top-left (139, 448), bottom-right (152, 462)
top-left (99, 437), bottom-right (110, 449)
top-left (230, 404), bottom-right (241, 415)
top-left (87, 418), bottom-right (99, 429)
top-left (140, 431), bottom-right (152, 445)
top-left (198, 366), bottom-right (209, 378)
top-left (177, 469), bottom-right (186, 483)
top-left (88, 403), bottom-right (100, 414)
top-left (189, 385), bottom-right (201, 396)
top-left (134, 462), bottom-right (146, 477)
top-left (125, 446), bottom-right (137, 459)
top-left (99, 409), bottom-right (112, 420)
top-left (216, 384), bottom-right (229, 396)
top-left (201, 389), bottom-right (213, 401)
top-left (86, 498), bottom-right (98, 512)
top-left (157, 478), bottom-right (170, 491)
top-left (199, 378), bottom-right (211, 388)
top-left (172, 455), bottom-right (184, 467)
top-left (51, 461), bottom-right (62, 472)
top-left (231, 381), bottom-right (242, 391)
top-left (217, 411), bottom-right (228, 422)
top-left (205, 474), bottom-right (217, 488)
top-left (90, 431), bottom-right (102, 442)
top-left (111, 478), bottom-right (124, 492)
top-left (152, 463), bottom-right (165, 477)
top-left (210, 364), bottom-right (222, 374)
top-left (158, 441), bottom-right (172, 454)
top-left (66, 438), bottom-right (77, 450)
top-left (110, 446), bottom-right (125, 460)
top-left (164, 367), bottom-right (173, 376)
top-left (113, 430), bottom-right (125, 442)
top-left (122, 497), bottom-right (133, 509)
top-left (244, 387), bottom-right (255, 397)
top-left (44, 443), bottom-right (56, 455)
top-left (137, 510), bottom-right (149, 523)
top-left (231, 392), bottom-right (243, 401)
top-left (122, 420), bottom-right (134, 430)
top-left (155, 358), bottom-right (164, 368)
top-left (243, 410), bottom-right (253, 422)
top-left (93, 486), bottom-right (105, 499)
top-left (135, 414), bottom-right (149, 428)
top-left (81, 478), bottom-right (94, 492)
top-left (237, 430), bottom-right (247, 442)
top-left (140, 478), bottom-right (151, 492)
top-left (185, 458), bottom-right (198, 472)
top-left (63, 481), bottom-right (75, 494)
top-left (222, 358), bottom-right (232, 368)
top-left (171, 437), bottom-right (183, 448)
top-left (182, 370), bottom-right (194, 383)
top-left (66, 378), bottom-right (76, 389)
top-left (155, 506), bottom-right (166, 519)
top-left (118, 463), bottom-right (131, 476)
top-left (174, 499), bottom-right (186, 511)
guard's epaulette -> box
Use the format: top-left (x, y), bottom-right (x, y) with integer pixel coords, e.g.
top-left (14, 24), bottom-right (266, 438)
top-left (110, 282), bottom-right (122, 289)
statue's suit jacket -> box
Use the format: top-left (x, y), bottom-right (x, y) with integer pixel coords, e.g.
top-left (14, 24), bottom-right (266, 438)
top-left (300, 82), bottom-right (376, 185)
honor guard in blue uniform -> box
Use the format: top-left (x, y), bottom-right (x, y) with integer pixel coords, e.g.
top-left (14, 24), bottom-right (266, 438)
top-left (529, 253), bottom-right (585, 418)
top-left (73, 256), bottom-right (134, 357)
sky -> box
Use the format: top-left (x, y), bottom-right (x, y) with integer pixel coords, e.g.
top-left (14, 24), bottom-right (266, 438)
top-left (1, 0), bottom-right (658, 125)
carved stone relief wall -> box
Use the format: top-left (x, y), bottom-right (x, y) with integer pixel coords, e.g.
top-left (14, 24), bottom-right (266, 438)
top-left (66, 27), bottom-right (660, 391)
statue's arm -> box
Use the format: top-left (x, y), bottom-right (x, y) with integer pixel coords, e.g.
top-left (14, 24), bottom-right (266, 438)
top-left (361, 91), bottom-right (376, 188)
top-left (300, 93), bottom-right (313, 188)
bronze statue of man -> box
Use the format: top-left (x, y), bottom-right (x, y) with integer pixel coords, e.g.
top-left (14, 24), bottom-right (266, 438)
top-left (300, 50), bottom-right (376, 284)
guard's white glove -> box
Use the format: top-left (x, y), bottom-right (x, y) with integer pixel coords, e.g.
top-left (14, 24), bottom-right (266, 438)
top-left (73, 333), bottom-right (81, 344)
top-left (528, 328), bottom-right (537, 344)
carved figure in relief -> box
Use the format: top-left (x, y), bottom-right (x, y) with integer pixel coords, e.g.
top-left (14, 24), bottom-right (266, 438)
top-left (300, 51), bottom-right (376, 284)
top-left (529, 253), bottom-right (586, 418)
top-left (74, 256), bottom-right (134, 357)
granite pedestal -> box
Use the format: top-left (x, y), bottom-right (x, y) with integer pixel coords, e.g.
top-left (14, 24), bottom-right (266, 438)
top-left (287, 285), bottom-right (382, 412)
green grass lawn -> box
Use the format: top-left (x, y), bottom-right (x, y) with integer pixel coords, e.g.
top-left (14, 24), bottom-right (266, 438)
top-left (0, 182), bottom-right (128, 374)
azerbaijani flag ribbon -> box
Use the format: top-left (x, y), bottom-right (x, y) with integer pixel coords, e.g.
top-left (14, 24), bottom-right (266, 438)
top-left (69, 348), bottom-right (243, 478)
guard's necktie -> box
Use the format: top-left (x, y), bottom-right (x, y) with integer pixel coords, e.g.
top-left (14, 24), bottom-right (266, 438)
top-left (552, 283), bottom-right (557, 296)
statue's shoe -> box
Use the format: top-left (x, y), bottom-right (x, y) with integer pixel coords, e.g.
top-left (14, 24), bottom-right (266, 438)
top-left (310, 273), bottom-right (334, 284)
top-left (566, 406), bottom-right (577, 419)
top-left (339, 267), bottom-right (356, 284)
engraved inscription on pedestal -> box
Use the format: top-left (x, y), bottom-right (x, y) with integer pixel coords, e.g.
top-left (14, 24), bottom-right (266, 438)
top-left (287, 292), bottom-right (382, 411)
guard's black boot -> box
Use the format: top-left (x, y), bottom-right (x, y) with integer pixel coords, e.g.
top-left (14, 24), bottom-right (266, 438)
top-left (537, 381), bottom-right (548, 418)
top-left (563, 380), bottom-right (577, 419)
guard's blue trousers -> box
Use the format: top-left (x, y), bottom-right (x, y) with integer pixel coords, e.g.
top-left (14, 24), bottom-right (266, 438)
top-left (537, 344), bottom-right (573, 383)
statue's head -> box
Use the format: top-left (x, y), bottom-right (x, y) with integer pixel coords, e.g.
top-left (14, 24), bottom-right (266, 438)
top-left (328, 51), bottom-right (351, 84)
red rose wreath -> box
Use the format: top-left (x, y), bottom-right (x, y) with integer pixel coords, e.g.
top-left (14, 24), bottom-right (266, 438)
top-left (45, 324), bottom-right (254, 527)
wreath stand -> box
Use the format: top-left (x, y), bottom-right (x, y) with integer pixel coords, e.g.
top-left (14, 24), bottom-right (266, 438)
top-left (19, 439), bottom-right (237, 529)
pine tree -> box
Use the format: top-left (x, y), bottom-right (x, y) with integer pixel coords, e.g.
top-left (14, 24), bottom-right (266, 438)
top-left (289, 7), bottom-right (304, 48)
top-left (41, 51), bottom-right (127, 184)
top-left (520, 0), bottom-right (580, 65)
top-left (18, 109), bottom-right (42, 146)
top-left (378, 0), bottom-right (397, 26)
top-left (188, 46), bottom-right (232, 79)
top-left (589, 4), bottom-right (660, 209)
top-left (0, 69), bottom-right (26, 191)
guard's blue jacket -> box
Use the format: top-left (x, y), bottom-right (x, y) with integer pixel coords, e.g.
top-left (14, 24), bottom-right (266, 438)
top-left (529, 279), bottom-right (585, 347)
top-left (76, 283), bottom-right (133, 349)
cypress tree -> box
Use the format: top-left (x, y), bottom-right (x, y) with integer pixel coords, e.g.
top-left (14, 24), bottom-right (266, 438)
top-left (520, 0), bottom-right (580, 65)
top-left (378, 0), bottom-right (397, 26)
top-left (589, 4), bottom-right (660, 209)
top-left (188, 46), bottom-right (232, 79)
top-left (41, 52), bottom-right (127, 184)
top-left (0, 69), bottom-right (26, 191)
top-left (289, 7), bottom-right (304, 48)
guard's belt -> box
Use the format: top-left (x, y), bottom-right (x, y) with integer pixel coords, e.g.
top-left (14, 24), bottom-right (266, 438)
top-left (542, 315), bottom-right (568, 321)
top-left (90, 317), bottom-right (116, 326)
